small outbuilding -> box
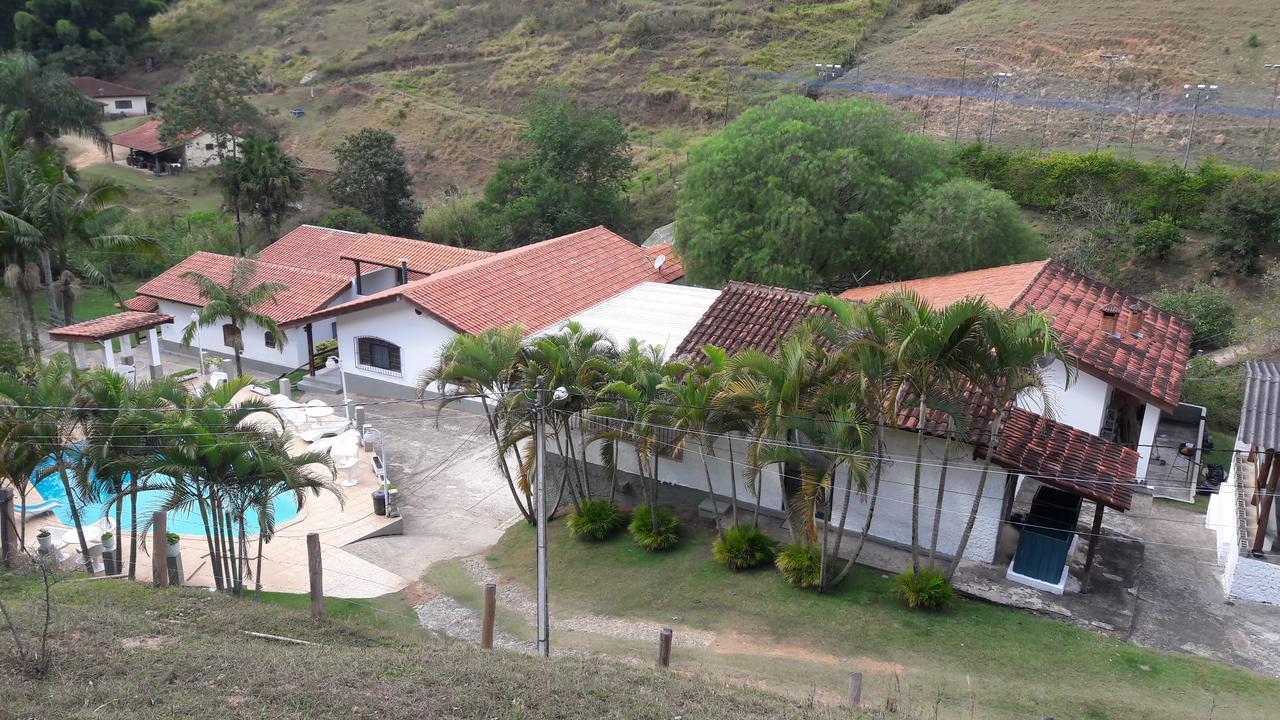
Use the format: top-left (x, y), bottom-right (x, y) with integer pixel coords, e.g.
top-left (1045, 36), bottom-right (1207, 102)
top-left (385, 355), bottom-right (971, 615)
top-left (69, 76), bottom-right (150, 118)
top-left (109, 119), bottom-right (229, 173)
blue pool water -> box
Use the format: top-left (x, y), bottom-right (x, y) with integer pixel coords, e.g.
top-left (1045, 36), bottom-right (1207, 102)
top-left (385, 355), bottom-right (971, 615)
top-left (34, 467), bottom-right (300, 537)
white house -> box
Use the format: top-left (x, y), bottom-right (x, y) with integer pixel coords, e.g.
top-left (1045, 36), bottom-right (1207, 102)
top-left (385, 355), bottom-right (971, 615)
top-left (1207, 362), bottom-right (1280, 603)
top-left (293, 226), bottom-right (685, 398)
top-left (109, 119), bottom-right (235, 171)
top-left (70, 76), bottom-right (149, 117)
top-left (547, 261), bottom-right (1193, 594)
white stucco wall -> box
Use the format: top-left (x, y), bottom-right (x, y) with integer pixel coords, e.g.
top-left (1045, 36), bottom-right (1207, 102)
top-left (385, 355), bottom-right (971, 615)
top-left (332, 301), bottom-right (457, 390)
top-left (1205, 440), bottom-right (1280, 603)
top-left (99, 95), bottom-right (148, 116)
top-left (835, 429), bottom-right (1006, 562)
top-left (1018, 360), bottom-right (1112, 436)
top-left (358, 267), bottom-right (403, 295)
top-left (183, 132), bottom-right (234, 168)
top-left (155, 299), bottom-right (308, 370)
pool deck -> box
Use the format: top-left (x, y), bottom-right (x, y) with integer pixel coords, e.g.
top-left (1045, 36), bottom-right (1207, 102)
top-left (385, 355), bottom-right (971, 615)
top-left (19, 385), bottom-right (406, 599)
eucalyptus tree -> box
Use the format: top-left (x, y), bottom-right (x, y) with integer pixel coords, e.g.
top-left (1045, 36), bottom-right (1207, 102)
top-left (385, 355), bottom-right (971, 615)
top-left (421, 326), bottom-right (534, 525)
top-left (947, 307), bottom-right (1065, 580)
top-left (875, 290), bottom-right (990, 573)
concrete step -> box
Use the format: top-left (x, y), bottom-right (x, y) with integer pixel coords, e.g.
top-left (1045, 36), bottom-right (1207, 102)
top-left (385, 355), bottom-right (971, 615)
top-left (297, 371), bottom-right (343, 395)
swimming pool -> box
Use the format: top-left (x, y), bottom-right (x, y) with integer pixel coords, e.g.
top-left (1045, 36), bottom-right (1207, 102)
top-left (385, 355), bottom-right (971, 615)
top-left (33, 466), bottom-right (300, 537)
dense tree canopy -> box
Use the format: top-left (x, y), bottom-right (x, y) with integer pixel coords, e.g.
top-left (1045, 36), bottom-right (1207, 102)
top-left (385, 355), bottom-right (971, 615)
top-left (159, 53), bottom-right (265, 151)
top-left (480, 95), bottom-right (634, 250)
top-left (216, 137), bottom-right (304, 253)
top-left (7, 0), bottom-right (165, 76)
top-left (889, 178), bottom-right (1043, 277)
top-left (0, 51), bottom-right (106, 146)
top-left (675, 96), bottom-right (1044, 289)
top-left (329, 128), bottom-right (422, 238)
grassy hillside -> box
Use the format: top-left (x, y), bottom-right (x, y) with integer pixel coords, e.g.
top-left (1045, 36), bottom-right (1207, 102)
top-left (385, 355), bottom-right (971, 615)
top-left (2, 576), bottom-right (877, 719)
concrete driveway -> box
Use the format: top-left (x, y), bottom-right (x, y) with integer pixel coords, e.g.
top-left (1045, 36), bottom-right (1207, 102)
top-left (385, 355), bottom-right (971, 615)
top-left (339, 394), bottom-right (526, 584)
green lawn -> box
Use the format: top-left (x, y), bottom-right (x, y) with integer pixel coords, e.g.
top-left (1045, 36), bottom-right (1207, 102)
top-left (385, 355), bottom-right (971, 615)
top-left (483, 520), bottom-right (1280, 720)
top-left (102, 115), bottom-right (150, 135)
top-left (80, 162), bottom-right (222, 214)
top-left (257, 590), bottom-right (426, 637)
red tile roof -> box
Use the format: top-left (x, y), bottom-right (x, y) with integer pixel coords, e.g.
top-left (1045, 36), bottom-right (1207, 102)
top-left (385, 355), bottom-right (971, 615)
top-left (256, 225), bottom-right (367, 276)
top-left (839, 260), bottom-right (1193, 412)
top-left (678, 280), bottom-right (1139, 510)
top-left (296, 227), bottom-right (684, 332)
top-left (110, 119), bottom-right (197, 153)
top-left (133, 251), bottom-right (351, 327)
top-left (340, 233), bottom-right (492, 275)
top-left (120, 296), bottom-right (158, 312)
top-left (673, 282), bottom-right (820, 362)
top-left (49, 311), bottom-right (173, 342)
top-left (69, 76), bottom-right (149, 98)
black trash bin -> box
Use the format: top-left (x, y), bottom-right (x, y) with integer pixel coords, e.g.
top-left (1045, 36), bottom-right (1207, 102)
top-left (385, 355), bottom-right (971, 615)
top-left (372, 489), bottom-right (387, 516)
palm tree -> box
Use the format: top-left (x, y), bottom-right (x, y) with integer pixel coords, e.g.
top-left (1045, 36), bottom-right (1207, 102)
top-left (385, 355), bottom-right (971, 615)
top-left (947, 307), bottom-right (1065, 580)
top-left (217, 137), bottom-right (304, 255)
top-left (0, 353), bottom-right (93, 573)
top-left (422, 326), bottom-right (533, 524)
top-left (180, 257), bottom-right (288, 377)
top-left (0, 418), bottom-right (49, 547)
top-left (875, 290), bottom-right (990, 573)
top-left (661, 347), bottom-right (737, 537)
top-left (0, 52), bottom-right (107, 148)
top-left (244, 440), bottom-right (338, 599)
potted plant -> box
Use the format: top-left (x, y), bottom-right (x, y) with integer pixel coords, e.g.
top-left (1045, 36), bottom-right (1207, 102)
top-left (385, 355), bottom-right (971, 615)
top-left (165, 532), bottom-right (181, 558)
top-left (100, 531), bottom-right (115, 553)
top-left (204, 356), bottom-right (224, 374)
top-left (36, 528), bottom-right (53, 553)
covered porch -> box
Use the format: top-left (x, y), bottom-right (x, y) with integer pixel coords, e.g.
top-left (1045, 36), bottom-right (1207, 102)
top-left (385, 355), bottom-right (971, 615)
top-left (49, 310), bottom-right (174, 381)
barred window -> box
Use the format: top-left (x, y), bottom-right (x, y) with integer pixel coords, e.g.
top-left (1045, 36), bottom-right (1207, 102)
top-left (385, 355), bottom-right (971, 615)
top-left (356, 337), bottom-right (402, 373)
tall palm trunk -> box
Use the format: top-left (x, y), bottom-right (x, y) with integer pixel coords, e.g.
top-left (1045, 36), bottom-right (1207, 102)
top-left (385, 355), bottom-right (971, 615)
top-left (825, 465), bottom-right (856, 590)
top-left (38, 249), bottom-right (57, 325)
top-left (697, 437), bottom-right (722, 537)
top-left (197, 495), bottom-right (224, 592)
top-left (254, 510), bottom-right (266, 600)
top-left (10, 296), bottom-right (31, 362)
top-left (224, 510), bottom-right (240, 595)
top-left (481, 400), bottom-right (533, 523)
top-left (947, 412), bottom-right (1005, 581)
top-left (927, 427), bottom-right (955, 568)
top-left (232, 347), bottom-right (244, 378)
top-left (726, 437), bottom-right (740, 526)
top-left (19, 287), bottom-right (41, 364)
top-left (128, 482), bottom-right (138, 579)
top-left (834, 421), bottom-right (886, 587)
top-left (910, 395), bottom-right (927, 573)
top-left (55, 458), bottom-right (93, 575)
top-left (113, 482), bottom-right (123, 575)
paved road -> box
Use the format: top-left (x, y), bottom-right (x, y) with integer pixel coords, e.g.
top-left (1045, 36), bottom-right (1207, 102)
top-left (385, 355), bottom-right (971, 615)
top-left (339, 394), bottom-right (525, 585)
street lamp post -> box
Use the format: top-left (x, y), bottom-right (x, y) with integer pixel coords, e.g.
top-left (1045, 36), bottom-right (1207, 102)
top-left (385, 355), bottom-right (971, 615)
top-left (1182, 82), bottom-right (1218, 170)
top-left (326, 356), bottom-right (350, 420)
top-left (953, 46), bottom-right (977, 145)
top-left (987, 72), bottom-right (1015, 145)
top-left (189, 311), bottom-right (205, 376)
top-left (1262, 64), bottom-right (1280, 171)
top-left (1096, 53), bottom-right (1123, 152)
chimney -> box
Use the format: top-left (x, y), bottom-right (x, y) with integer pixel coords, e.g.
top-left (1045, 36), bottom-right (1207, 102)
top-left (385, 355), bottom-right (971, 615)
top-left (1100, 305), bottom-right (1120, 335)
top-left (399, 258), bottom-right (409, 285)
top-left (1127, 303), bottom-right (1145, 336)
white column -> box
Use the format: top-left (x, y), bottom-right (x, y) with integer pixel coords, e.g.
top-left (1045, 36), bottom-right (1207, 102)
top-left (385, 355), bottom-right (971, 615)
top-left (148, 328), bottom-right (161, 366)
top-left (1134, 402), bottom-right (1162, 487)
top-left (102, 339), bottom-right (116, 369)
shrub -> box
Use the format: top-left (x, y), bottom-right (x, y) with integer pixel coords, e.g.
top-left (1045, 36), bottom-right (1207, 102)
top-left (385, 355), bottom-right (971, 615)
top-left (895, 567), bottom-right (955, 610)
top-left (320, 206), bottom-right (383, 234)
top-left (1248, 34), bottom-right (1261, 48)
top-left (1131, 214), bottom-right (1182, 261)
top-left (774, 543), bottom-right (822, 589)
top-left (629, 505), bottom-right (680, 551)
top-left (567, 500), bottom-right (627, 541)
top-left (1182, 356), bottom-right (1245, 435)
top-left (1205, 175), bottom-right (1280, 275)
top-left (712, 523), bottom-right (777, 570)
top-left (1153, 284), bottom-right (1236, 351)
top-left (418, 193), bottom-right (488, 249)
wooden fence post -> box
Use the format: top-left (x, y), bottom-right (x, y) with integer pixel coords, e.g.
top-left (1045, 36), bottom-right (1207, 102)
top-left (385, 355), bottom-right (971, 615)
top-left (657, 628), bottom-right (673, 668)
top-left (0, 487), bottom-right (16, 568)
top-left (307, 532), bottom-right (323, 620)
top-left (151, 511), bottom-right (168, 588)
top-left (848, 671), bottom-right (863, 706)
top-left (480, 583), bottom-right (496, 649)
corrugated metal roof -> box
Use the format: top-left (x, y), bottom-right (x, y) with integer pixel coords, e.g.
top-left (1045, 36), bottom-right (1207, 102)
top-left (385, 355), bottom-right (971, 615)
top-left (1241, 361), bottom-right (1280, 450)
top-left (534, 282), bottom-right (721, 359)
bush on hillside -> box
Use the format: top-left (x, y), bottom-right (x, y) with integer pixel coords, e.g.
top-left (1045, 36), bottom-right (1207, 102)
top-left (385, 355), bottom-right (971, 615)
top-left (712, 523), bottom-right (777, 570)
top-left (1131, 215), bottom-right (1182, 261)
top-left (890, 177), bottom-right (1044, 276)
top-left (1205, 175), bottom-right (1280, 275)
top-left (567, 500), bottom-right (627, 541)
top-left (1153, 284), bottom-right (1236, 351)
top-left (629, 505), bottom-right (680, 551)
top-left (895, 567), bottom-right (955, 611)
top-left (1182, 356), bottom-right (1245, 435)
top-left (419, 193), bottom-right (489, 249)
top-left (320, 207), bottom-right (384, 234)
top-left (774, 543), bottom-right (822, 589)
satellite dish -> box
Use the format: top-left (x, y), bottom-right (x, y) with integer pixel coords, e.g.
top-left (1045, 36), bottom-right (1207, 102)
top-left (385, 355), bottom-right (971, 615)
top-left (653, 253), bottom-right (667, 271)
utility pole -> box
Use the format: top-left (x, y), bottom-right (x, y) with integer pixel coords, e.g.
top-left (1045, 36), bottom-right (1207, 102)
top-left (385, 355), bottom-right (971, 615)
top-left (1262, 64), bottom-right (1280, 171)
top-left (953, 47), bottom-right (977, 145)
top-left (533, 381), bottom-right (550, 658)
top-left (987, 72), bottom-right (1015, 145)
top-left (1182, 82), bottom-right (1218, 170)
top-left (1096, 53), bottom-right (1123, 152)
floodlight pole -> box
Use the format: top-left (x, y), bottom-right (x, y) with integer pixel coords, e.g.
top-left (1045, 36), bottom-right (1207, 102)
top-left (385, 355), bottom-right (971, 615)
top-left (533, 380), bottom-right (550, 658)
top-left (1182, 83), bottom-right (1218, 170)
top-left (953, 46), bottom-right (977, 145)
top-left (1262, 64), bottom-right (1280, 171)
top-left (987, 72), bottom-right (1015, 145)
top-left (1096, 53), bottom-right (1123, 152)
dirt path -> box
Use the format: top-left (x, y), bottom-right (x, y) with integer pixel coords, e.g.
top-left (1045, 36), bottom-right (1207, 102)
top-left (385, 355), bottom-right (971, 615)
top-left (59, 134), bottom-right (110, 168)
